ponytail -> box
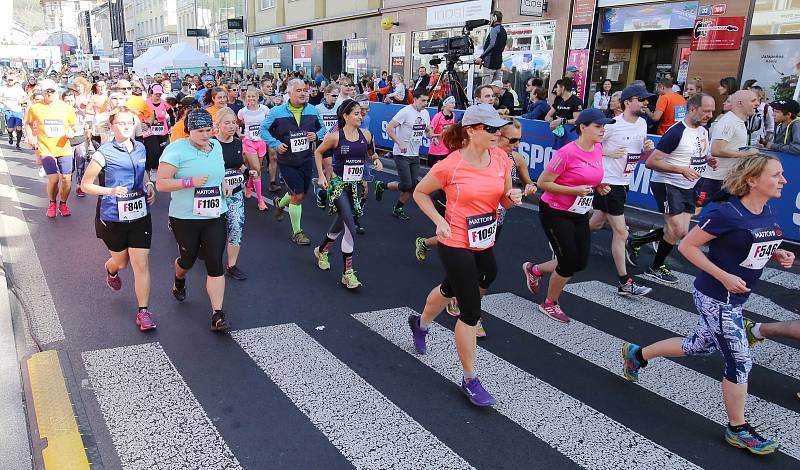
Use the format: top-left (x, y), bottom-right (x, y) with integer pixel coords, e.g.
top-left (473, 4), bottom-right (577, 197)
top-left (442, 122), bottom-right (469, 151)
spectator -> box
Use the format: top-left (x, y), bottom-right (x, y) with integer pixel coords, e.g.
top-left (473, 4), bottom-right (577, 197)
top-left (503, 79), bottom-right (519, 113)
top-left (593, 79), bottom-right (613, 111)
top-left (313, 65), bottom-right (326, 87)
top-left (746, 86), bottom-right (774, 146)
top-left (385, 74), bottom-right (407, 104)
top-left (718, 77), bottom-right (739, 102)
top-left (475, 10), bottom-right (508, 85)
top-left (521, 86), bottom-right (549, 121)
top-left (643, 77), bottom-right (687, 135)
top-left (742, 79), bottom-right (758, 90)
top-left (766, 99), bottom-right (800, 154)
top-left (552, 66), bottom-right (578, 95)
top-left (664, 72), bottom-right (681, 93)
top-left (413, 66), bottom-right (430, 93)
top-left (685, 79), bottom-right (703, 99)
top-left (607, 91), bottom-right (623, 118)
top-left (545, 77), bottom-right (583, 130)
top-left (378, 71), bottom-right (388, 89)
top-left (491, 80), bottom-right (515, 115)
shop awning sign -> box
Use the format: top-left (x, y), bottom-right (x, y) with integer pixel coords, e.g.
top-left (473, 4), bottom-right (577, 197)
top-left (691, 16), bottom-right (745, 50)
top-left (519, 0), bottom-right (545, 17)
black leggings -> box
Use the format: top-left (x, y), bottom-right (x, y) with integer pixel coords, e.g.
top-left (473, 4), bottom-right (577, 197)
top-left (538, 202), bottom-right (590, 278)
top-left (438, 244), bottom-right (497, 327)
top-left (326, 188), bottom-right (357, 254)
top-left (143, 135), bottom-right (167, 171)
top-left (169, 215), bottom-right (227, 277)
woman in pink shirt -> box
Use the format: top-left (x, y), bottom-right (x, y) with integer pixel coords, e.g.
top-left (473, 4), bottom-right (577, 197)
top-left (523, 108), bottom-right (612, 323)
top-left (142, 84), bottom-right (171, 181)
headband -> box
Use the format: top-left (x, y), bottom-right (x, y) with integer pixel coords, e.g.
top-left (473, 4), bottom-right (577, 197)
top-left (443, 96), bottom-right (456, 106)
top-left (187, 109), bottom-right (213, 131)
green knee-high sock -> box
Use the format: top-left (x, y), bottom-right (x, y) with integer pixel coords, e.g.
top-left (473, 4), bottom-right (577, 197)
top-left (278, 193), bottom-right (291, 208)
top-left (288, 203), bottom-right (302, 233)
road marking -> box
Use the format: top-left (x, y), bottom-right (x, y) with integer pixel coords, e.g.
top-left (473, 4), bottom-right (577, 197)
top-left (480, 292), bottom-right (800, 461)
top-left (565, 281), bottom-right (800, 383)
top-left (231, 323), bottom-right (473, 470)
top-left (637, 270), bottom-right (799, 322)
top-left (762, 267), bottom-right (800, 290)
top-left (353, 307), bottom-right (699, 469)
top-left (82, 343), bottom-right (241, 470)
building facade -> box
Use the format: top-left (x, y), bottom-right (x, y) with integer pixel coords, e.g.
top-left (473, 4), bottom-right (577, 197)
top-left (128, 0), bottom-right (179, 55)
top-left (194, 0), bottom-right (247, 68)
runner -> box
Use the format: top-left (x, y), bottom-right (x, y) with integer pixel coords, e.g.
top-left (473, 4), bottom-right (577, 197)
top-left (61, 90), bottom-right (91, 198)
top-left (261, 78), bottom-right (326, 245)
top-left (375, 89), bottom-right (432, 220)
top-left (237, 87), bottom-right (270, 211)
top-left (623, 154), bottom-right (790, 455)
top-left (87, 80), bottom-right (110, 147)
top-left (494, 119), bottom-right (537, 238)
top-left (142, 84), bottom-right (171, 182)
top-left (156, 108), bottom-right (231, 332)
top-left (79, 106), bottom-right (157, 332)
top-left (24, 79), bottom-right (78, 218)
top-left (203, 87), bottom-right (228, 125)
top-left (626, 93), bottom-right (716, 282)
top-left (0, 73), bottom-right (28, 149)
top-left (408, 103), bottom-right (519, 407)
top-left (169, 96), bottom-right (201, 143)
top-left (587, 85), bottom-right (655, 296)
top-left (213, 107), bottom-right (253, 280)
top-left (313, 84), bottom-right (341, 208)
top-left (522, 108), bottom-right (612, 323)
top-left (312, 99), bottom-right (382, 288)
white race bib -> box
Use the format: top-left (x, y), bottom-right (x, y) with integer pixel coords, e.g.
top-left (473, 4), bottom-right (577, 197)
top-left (289, 131), bottom-right (309, 153)
top-left (568, 193), bottom-right (594, 214)
top-left (623, 153), bottom-right (641, 175)
top-left (342, 157), bottom-right (364, 182)
top-left (193, 186), bottom-right (222, 217)
top-left (43, 119), bottom-right (65, 138)
top-left (246, 124), bottom-right (260, 140)
top-left (740, 240), bottom-right (782, 270)
top-left (150, 124), bottom-right (165, 135)
top-left (466, 212), bottom-right (497, 249)
top-left (224, 169), bottom-right (245, 190)
top-left (323, 116), bottom-right (337, 131)
top-left (411, 124), bottom-right (425, 144)
top-left (117, 191), bottom-right (147, 221)
top-left (690, 155), bottom-right (707, 175)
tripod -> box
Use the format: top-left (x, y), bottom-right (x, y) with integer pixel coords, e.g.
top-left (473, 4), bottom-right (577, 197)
top-left (428, 56), bottom-right (469, 110)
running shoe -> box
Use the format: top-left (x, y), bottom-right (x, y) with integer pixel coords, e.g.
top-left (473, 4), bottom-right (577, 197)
top-left (374, 180), bottom-right (386, 201)
top-left (257, 200), bottom-right (268, 211)
top-left (135, 309), bottom-right (156, 331)
top-left (58, 202), bottom-right (71, 217)
top-left (314, 246), bottom-right (330, 270)
top-left (618, 279), bottom-right (653, 297)
top-left (172, 282), bottom-right (186, 302)
top-left (460, 377), bottom-right (496, 407)
top-left (291, 230), bottom-right (311, 246)
top-left (475, 320), bottom-right (487, 338)
top-left (446, 298), bottom-right (460, 317)
top-left (46, 201), bottom-right (56, 218)
top-left (106, 272), bottom-right (122, 291)
top-left (743, 318), bottom-right (763, 348)
top-left (538, 300), bottom-right (570, 323)
top-left (408, 315), bottom-right (428, 354)
top-left (521, 262), bottom-right (541, 295)
top-left (210, 311), bottom-right (231, 332)
top-left (341, 269), bottom-right (362, 289)
top-left (622, 342), bottom-right (643, 383)
top-left (645, 265), bottom-right (678, 284)
top-left (76, 187), bottom-right (85, 197)
top-left (272, 196), bottom-right (285, 221)
top-left (225, 265), bottom-right (248, 281)
top-left (625, 238), bottom-right (640, 266)
top-left (415, 237), bottom-right (429, 262)
top-left (392, 207), bottom-right (410, 220)
top-left (725, 423), bottom-right (780, 455)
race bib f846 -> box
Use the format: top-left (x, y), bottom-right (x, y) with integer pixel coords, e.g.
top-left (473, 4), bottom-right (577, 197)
top-left (117, 191), bottom-right (147, 221)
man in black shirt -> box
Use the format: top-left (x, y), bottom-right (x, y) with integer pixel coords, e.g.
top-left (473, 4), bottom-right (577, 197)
top-left (545, 78), bottom-right (583, 129)
top-left (475, 11), bottom-right (508, 85)
top-left (490, 80), bottom-right (515, 115)
top-left (413, 66), bottom-right (430, 93)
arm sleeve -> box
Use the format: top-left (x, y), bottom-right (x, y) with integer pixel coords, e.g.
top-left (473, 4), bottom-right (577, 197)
top-left (655, 125), bottom-right (683, 154)
top-left (314, 110), bottom-right (327, 141)
top-left (259, 109), bottom-right (281, 149)
top-left (159, 142), bottom-right (181, 167)
top-left (91, 151), bottom-right (106, 168)
top-left (655, 96), bottom-right (668, 113)
top-left (429, 156), bottom-right (451, 186)
top-left (480, 26), bottom-right (499, 59)
top-left (545, 147), bottom-right (571, 175)
top-left (593, 92), bottom-right (602, 109)
top-left (710, 118), bottom-right (735, 142)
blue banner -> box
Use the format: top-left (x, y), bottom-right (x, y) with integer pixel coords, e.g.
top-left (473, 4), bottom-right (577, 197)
top-left (123, 41), bottom-right (134, 67)
top-left (602, 1), bottom-right (698, 33)
top-left (365, 102), bottom-right (800, 242)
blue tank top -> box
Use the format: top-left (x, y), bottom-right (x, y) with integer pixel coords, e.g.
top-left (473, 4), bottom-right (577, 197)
top-left (332, 128), bottom-right (369, 180)
top-left (96, 139), bottom-right (148, 222)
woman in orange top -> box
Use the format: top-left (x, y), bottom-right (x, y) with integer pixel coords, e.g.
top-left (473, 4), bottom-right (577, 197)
top-left (169, 97), bottom-right (201, 142)
top-left (203, 86), bottom-right (228, 124)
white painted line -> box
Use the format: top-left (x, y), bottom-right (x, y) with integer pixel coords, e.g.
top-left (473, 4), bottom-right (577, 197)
top-left (637, 270), bottom-right (799, 322)
top-left (762, 267), bottom-right (800, 290)
top-left (565, 281), bottom-right (800, 383)
top-left (82, 343), bottom-right (241, 470)
top-left (353, 308), bottom-right (699, 469)
top-left (480, 292), bottom-right (800, 461)
top-left (0, 151), bottom-right (64, 344)
top-left (231, 323), bottom-right (473, 470)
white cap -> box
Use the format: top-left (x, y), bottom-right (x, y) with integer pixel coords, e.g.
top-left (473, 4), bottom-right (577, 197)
top-left (490, 80), bottom-right (504, 88)
top-left (461, 103), bottom-right (511, 128)
top-left (38, 79), bottom-right (58, 92)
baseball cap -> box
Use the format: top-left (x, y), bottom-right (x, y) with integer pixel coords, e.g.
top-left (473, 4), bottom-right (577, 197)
top-left (151, 84), bottom-right (164, 94)
top-left (575, 108), bottom-right (615, 126)
top-left (770, 100), bottom-right (800, 116)
top-left (489, 80), bottom-right (504, 88)
top-left (203, 75), bottom-right (215, 82)
top-left (461, 103), bottom-right (512, 128)
top-left (620, 85), bottom-right (656, 102)
top-left (38, 79), bottom-right (58, 92)
top-left (566, 65), bottom-right (579, 73)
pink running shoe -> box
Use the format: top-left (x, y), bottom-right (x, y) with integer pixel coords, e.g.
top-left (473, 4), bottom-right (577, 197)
top-left (106, 272), bottom-right (122, 291)
top-left (58, 202), bottom-right (71, 217)
top-left (538, 300), bottom-right (570, 323)
top-left (136, 309), bottom-right (156, 331)
top-left (46, 202), bottom-right (57, 218)
top-left (522, 262), bottom-right (541, 295)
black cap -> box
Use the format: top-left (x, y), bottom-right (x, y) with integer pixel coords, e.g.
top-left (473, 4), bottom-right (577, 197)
top-left (575, 108), bottom-right (615, 126)
top-left (771, 100), bottom-right (800, 116)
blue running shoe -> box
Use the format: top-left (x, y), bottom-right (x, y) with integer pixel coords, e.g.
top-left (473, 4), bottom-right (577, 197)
top-left (725, 423), bottom-right (780, 455)
top-left (461, 377), bottom-right (496, 407)
top-left (408, 315), bottom-right (428, 354)
top-left (622, 342), bottom-right (643, 383)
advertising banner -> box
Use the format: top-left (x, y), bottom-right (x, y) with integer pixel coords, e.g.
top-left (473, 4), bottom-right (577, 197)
top-left (602, 1), bottom-right (698, 33)
top-left (691, 16), bottom-right (745, 51)
top-left (123, 41), bottom-right (134, 67)
top-left (741, 39), bottom-right (800, 101)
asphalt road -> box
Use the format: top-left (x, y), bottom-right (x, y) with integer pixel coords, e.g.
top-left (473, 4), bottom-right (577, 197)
top-left (2, 141), bottom-right (800, 470)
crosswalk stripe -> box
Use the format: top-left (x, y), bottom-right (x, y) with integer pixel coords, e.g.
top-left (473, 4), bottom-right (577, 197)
top-left (762, 267), bottom-right (800, 290)
top-left (353, 307), bottom-right (700, 469)
top-left (479, 293), bottom-right (800, 461)
top-left (565, 281), bottom-right (800, 383)
top-left (637, 270), bottom-right (799, 322)
top-left (81, 343), bottom-right (241, 470)
top-left (230, 323), bottom-right (473, 470)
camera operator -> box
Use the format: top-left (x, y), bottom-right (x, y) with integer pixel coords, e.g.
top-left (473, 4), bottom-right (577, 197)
top-left (474, 11), bottom-right (508, 85)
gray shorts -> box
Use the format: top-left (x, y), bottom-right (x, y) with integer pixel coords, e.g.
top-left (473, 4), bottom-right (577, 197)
top-left (394, 154), bottom-right (420, 193)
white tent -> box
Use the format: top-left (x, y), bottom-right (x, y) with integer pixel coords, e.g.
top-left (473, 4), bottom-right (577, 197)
top-left (145, 43), bottom-right (222, 72)
top-left (132, 46), bottom-right (168, 76)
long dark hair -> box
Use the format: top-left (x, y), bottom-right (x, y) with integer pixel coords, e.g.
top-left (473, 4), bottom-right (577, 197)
top-left (719, 77), bottom-right (739, 97)
top-left (336, 99), bottom-right (361, 129)
top-left (599, 79), bottom-right (613, 97)
top-left (203, 86), bottom-right (226, 106)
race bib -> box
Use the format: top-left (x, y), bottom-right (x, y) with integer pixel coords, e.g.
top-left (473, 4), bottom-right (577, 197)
top-left (466, 212), bottom-right (497, 249)
top-left (690, 155), bottom-right (707, 175)
top-left (150, 124), bottom-right (165, 135)
top-left (117, 191), bottom-right (147, 221)
top-left (568, 193), bottom-right (594, 214)
top-left (343, 157), bottom-right (364, 182)
top-left (411, 124), bottom-right (425, 143)
top-left (740, 225), bottom-right (783, 270)
top-left (323, 116), bottom-right (337, 130)
top-left (43, 119), bottom-right (65, 138)
top-left (224, 169), bottom-right (245, 189)
top-left (193, 186), bottom-right (222, 217)
top-left (674, 105), bottom-right (687, 120)
top-left (247, 124), bottom-right (260, 140)
top-left (289, 131), bottom-right (309, 153)
top-left (623, 152), bottom-right (641, 175)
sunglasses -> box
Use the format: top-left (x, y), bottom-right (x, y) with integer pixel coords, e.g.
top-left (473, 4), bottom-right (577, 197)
top-left (330, 94), bottom-right (340, 98)
top-left (45, 89), bottom-right (57, 94)
top-left (471, 124), bottom-right (502, 133)
top-left (503, 137), bottom-right (520, 144)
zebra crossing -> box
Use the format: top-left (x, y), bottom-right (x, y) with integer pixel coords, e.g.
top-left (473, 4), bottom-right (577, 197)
top-left (79, 268), bottom-right (800, 469)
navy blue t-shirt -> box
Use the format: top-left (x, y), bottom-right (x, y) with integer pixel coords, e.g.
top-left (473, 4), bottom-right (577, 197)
top-left (694, 197), bottom-right (783, 304)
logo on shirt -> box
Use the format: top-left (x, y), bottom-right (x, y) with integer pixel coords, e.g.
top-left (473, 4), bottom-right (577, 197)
top-left (754, 228), bottom-right (782, 239)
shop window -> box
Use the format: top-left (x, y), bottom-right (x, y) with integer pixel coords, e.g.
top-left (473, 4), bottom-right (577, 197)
top-left (260, 0), bottom-right (275, 9)
top-left (752, 0), bottom-right (800, 35)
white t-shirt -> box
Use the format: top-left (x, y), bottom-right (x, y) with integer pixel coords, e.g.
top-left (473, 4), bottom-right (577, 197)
top-left (601, 115), bottom-right (648, 185)
top-left (650, 119), bottom-right (710, 189)
top-left (237, 105), bottom-right (269, 141)
top-left (316, 102), bottom-right (339, 132)
top-left (708, 110), bottom-right (747, 181)
top-left (390, 105), bottom-right (430, 157)
top-left (0, 85), bottom-right (27, 112)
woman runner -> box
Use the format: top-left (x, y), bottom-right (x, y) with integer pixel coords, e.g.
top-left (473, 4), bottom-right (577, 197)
top-left (142, 84), bottom-right (170, 182)
top-left (237, 87), bottom-right (270, 211)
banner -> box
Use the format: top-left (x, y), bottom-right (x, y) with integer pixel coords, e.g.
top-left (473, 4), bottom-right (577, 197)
top-left (123, 41), bottom-right (134, 67)
top-left (365, 102), bottom-right (800, 241)
top-left (691, 16), bottom-right (745, 51)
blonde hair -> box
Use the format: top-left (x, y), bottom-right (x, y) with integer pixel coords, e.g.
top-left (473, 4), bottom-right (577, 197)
top-left (723, 154), bottom-right (781, 197)
top-left (72, 77), bottom-right (90, 91)
top-left (502, 117), bottom-right (521, 130)
top-left (215, 107), bottom-right (237, 126)
top-left (245, 86), bottom-right (262, 99)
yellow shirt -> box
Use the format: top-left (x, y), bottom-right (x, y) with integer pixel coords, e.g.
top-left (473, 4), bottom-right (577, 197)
top-left (25, 101), bottom-right (76, 157)
top-left (126, 95), bottom-right (153, 122)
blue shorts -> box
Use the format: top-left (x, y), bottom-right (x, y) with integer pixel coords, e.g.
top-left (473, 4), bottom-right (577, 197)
top-left (5, 113), bottom-right (22, 128)
top-left (682, 290), bottom-right (752, 384)
top-left (694, 177), bottom-right (724, 208)
top-left (278, 159), bottom-right (313, 195)
top-left (41, 156), bottom-right (74, 175)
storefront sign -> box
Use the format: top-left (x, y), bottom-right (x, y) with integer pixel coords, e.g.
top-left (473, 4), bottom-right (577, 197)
top-left (227, 18), bottom-right (244, 30)
top-left (135, 35), bottom-right (171, 53)
top-left (293, 44), bottom-right (312, 60)
top-left (187, 29), bottom-right (208, 37)
top-left (711, 4), bottom-right (726, 15)
top-left (391, 56), bottom-right (405, 76)
top-left (109, 63), bottom-right (122, 78)
top-left (254, 29), bottom-right (310, 46)
top-left (123, 41), bottom-right (133, 67)
top-left (602, 1), bottom-right (698, 33)
top-left (255, 63), bottom-right (264, 68)
top-left (219, 38), bottom-right (229, 53)
top-left (519, 0), bottom-right (544, 17)
top-left (608, 48), bottom-right (631, 61)
top-left (284, 29), bottom-right (309, 42)
top-left (741, 39), bottom-right (800, 102)
top-left (698, 5), bottom-right (712, 16)
top-left (426, 0), bottom-right (492, 29)
top-left (690, 16), bottom-right (744, 51)
top-left (573, 0), bottom-right (597, 25)
top-left (567, 49), bottom-right (590, 99)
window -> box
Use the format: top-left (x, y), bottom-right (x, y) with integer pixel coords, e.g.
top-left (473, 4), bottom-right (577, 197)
top-left (260, 0), bottom-right (275, 9)
top-left (752, 0), bottom-right (800, 35)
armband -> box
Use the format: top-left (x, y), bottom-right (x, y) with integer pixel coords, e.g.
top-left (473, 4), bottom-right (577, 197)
top-left (181, 177), bottom-right (194, 189)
